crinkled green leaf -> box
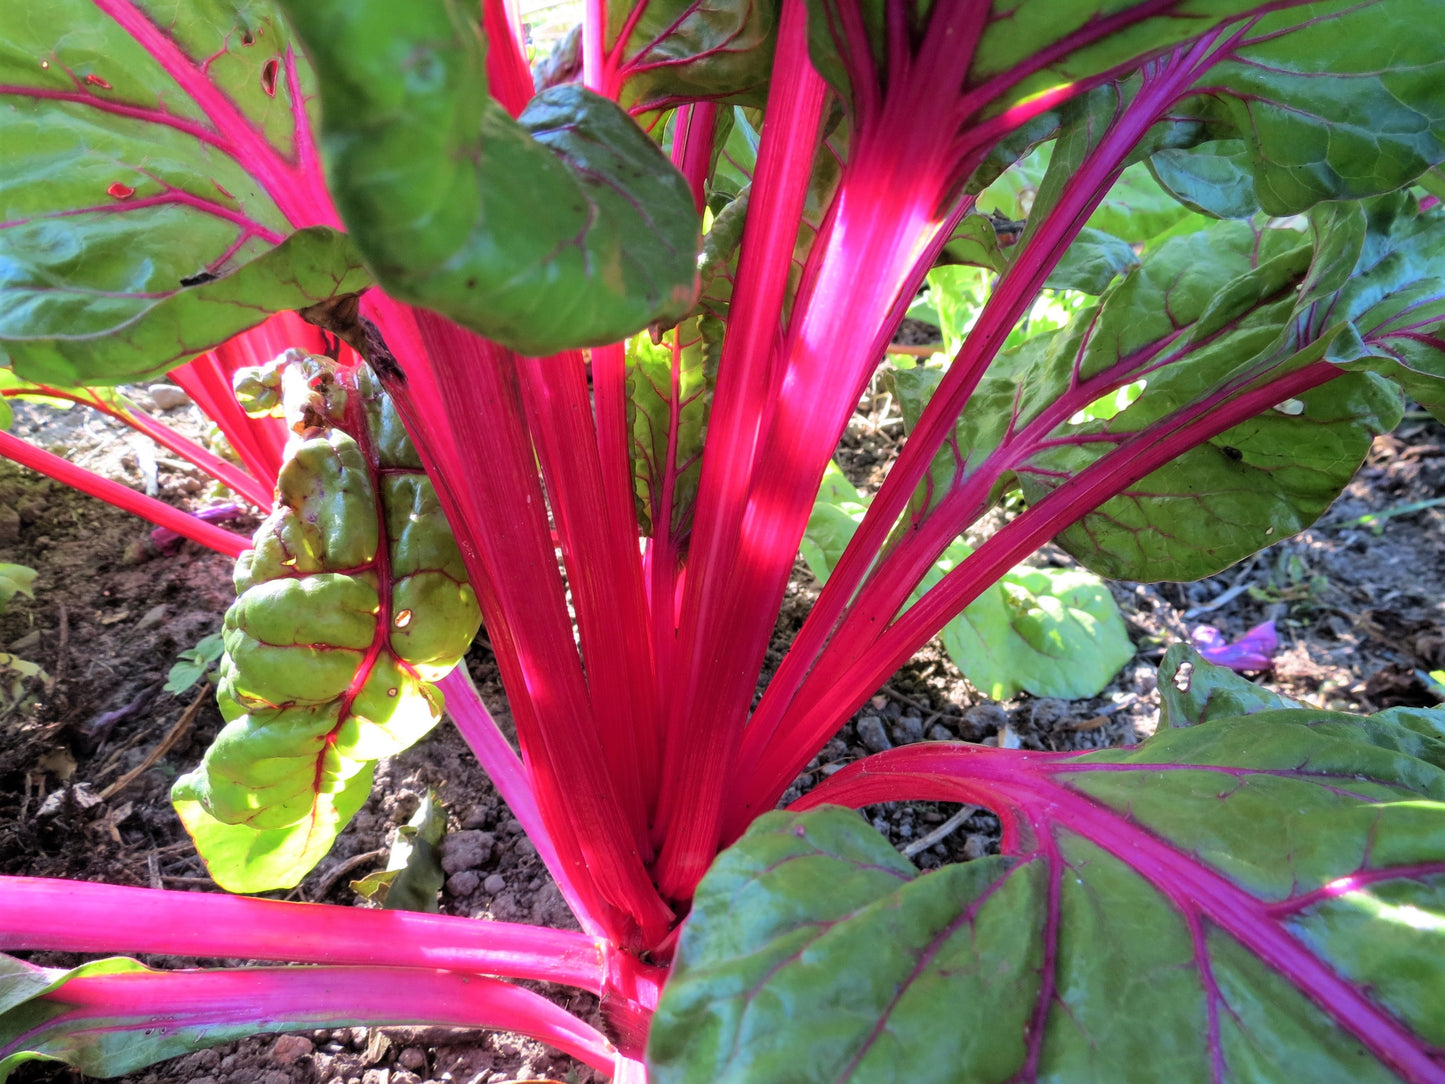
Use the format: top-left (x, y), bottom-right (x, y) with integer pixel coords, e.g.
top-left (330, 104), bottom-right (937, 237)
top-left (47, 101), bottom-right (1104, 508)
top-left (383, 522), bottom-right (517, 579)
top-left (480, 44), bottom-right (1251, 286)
top-left (803, 462), bottom-right (1133, 699)
top-left (278, 0), bottom-right (699, 355)
top-left (0, 2), bottom-right (367, 385)
top-left (1197, 1), bottom-right (1445, 215)
top-left (654, 689), bottom-right (1445, 1082)
top-left (0, 564), bottom-right (36, 614)
top-left (350, 790), bottom-right (447, 911)
top-left (172, 763), bottom-right (374, 894)
top-left (173, 356), bottom-right (480, 892)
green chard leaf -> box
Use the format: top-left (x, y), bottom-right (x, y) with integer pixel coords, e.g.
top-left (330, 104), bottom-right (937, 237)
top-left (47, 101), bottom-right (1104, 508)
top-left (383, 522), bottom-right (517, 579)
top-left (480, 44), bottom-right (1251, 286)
top-left (172, 353), bottom-right (480, 893)
top-left (893, 205), bottom-right (1439, 586)
top-left (603, 0), bottom-right (778, 111)
top-left (350, 790), bottom-right (447, 911)
top-left (653, 674), bottom-right (1445, 1083)
top-left (1193, 0), bottom-right (1445, 215)
top-left (277, 0), bottom-right (700, 355)
top-left (801, 462), bottom-right (1133, 699)
top-left (0, 1), bottom-right (369, 385)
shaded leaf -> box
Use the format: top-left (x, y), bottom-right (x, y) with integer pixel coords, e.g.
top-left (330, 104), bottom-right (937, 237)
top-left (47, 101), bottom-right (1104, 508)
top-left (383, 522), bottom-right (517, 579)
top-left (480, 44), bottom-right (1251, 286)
top-left (351, 790), bottom-right (447, 912)
top-left (279, 0), bottom-right (699, 354)
top-left (0, 564), bottom-right (36, 614)
top-left (1158, 643), bottom-right (1302, 729)
top-left (606, 0), bottom-right (778, 111)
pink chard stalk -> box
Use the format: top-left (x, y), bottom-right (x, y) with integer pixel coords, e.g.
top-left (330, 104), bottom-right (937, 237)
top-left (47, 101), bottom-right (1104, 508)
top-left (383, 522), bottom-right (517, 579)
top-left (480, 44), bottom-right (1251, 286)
top-left (3, 0), bottom-right (1445, 1080)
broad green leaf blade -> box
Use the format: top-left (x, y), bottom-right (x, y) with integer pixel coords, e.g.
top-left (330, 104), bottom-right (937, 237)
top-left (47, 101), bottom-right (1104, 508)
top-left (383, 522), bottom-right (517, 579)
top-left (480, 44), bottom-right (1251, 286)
top-left (802, 463), bottom-right (1133, 699)
top-left (606, 0), bottom-right (778, 111)
top-left (4, 228), bottom-right (370, 386)
top-left (1325, 195), bottom-right (1445, 423)
top-left (173, 357), bottom-right (480, 892)
top-left (898, 209), bottom-right (1432, 586)
top-left (936, 564), bottom-right (1135, 701)
top-left (0, 1), bottom-right (363, 384)
top-left (1149, 139), bottom-right (1261, 219)
top-left (1199, 1), bottom-right (1445, 215)
top-left (655, 691), bottom-right (1445, 1082)
top-left (279, 0), bottom-right (699, 354)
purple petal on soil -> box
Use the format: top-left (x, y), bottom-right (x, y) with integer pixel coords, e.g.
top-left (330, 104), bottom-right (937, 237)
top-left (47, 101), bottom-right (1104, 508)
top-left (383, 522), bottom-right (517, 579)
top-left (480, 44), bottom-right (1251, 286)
top-left (150, 503), bottom-right (243, 552)
top-left (1191, 620), bottom-right (1278, 672)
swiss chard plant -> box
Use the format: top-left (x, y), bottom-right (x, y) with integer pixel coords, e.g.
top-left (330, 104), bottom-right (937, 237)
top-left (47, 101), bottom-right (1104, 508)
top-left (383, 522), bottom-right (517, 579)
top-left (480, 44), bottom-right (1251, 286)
top-left (2, 0), bottom-right (1445, 1081)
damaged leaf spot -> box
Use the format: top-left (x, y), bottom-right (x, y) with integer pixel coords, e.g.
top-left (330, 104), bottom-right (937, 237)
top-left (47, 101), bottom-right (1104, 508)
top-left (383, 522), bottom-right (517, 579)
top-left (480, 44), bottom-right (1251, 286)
top-left (84, 73), bottom-right (112, 89)
top-left (1172, 661), bottom-right (1193, 693)
top-left (394, 609), bottom-right (413, 628)
top-left (106, 182), bottom-right (135, 200)
top-left (261, 58), bottom-right (280, 97)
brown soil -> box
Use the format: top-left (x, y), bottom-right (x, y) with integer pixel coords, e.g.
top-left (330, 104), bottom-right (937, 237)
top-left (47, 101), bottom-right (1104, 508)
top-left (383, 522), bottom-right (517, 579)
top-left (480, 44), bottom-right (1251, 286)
top-left (2, 388), bottom-right (1443, 1084)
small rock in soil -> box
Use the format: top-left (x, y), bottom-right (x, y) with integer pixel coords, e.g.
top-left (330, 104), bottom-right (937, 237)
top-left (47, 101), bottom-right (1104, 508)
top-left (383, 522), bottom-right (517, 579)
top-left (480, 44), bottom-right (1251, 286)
top-left (892, 714), bottom-right (925, 745)
top-left (446, 869), bottom-right (481, 896)
top-left (148, 384), bottom-right (192, 410)
top-left (398, 1046), bottom-right (428, 1071)
top-left (483, 873), bottom-right (507, 894)
top-left (440, 829), bottom-right (494, 873)
top-left (269, 1033), bottom-right (313, 1064)
top-left (857, 714), bottom-right (892, 752)
top-left (926, 724), bottom-right (953, 741)
top-left (963, 702), bottom-right (1007, 734)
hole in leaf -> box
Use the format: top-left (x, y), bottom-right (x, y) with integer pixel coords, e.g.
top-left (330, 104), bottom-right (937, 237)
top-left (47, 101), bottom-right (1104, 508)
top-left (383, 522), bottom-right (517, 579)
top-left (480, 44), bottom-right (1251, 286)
top-left (84, 73), bottom-right (112, 89)
top-left (1273, 398), bottom-right (1306, 415)
top-left (1172, 661), bottom-right (1193, 693)
top-left (394, 609), bottom-right (413, 628)
top-left (1068, 379), bottom-right (1145, 425)
top-left (39, 60), bottom-right (49, 69)
top-left (261, 57), bottom-right (279, 97)
top-left (106, 182), bottom-right (135, 200)
top-left (241, 29), bottom-right (256, 46)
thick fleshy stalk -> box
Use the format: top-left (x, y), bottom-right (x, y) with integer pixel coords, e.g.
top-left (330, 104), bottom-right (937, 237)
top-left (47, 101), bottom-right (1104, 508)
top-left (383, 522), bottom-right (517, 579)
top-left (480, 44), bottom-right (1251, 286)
top-left (0, 386), bottom-right (272, 511)
top-left (517, 353), bottom-right (661, 846)
top-left (0, 430), bottom-right (249, 557)
top-left (0, 875), bottom-right (604, 989)
top-left (650, 0), bottom-right (829, 897)
top-left (7, 963), bottom-right (616, 1073)
top-left (363, 297), bottom-right (672, 949)
top-left (735, 28), bottom-right (1247, 824)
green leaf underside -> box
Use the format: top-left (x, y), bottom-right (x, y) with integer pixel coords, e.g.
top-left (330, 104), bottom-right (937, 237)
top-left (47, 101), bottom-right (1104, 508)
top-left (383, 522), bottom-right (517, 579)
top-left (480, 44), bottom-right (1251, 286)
top-left (3, 228), bottom-right (369, 386)
top-left (278, 0), bottom-right (700, 355)
top-left (652, 690), bottom-right (1445, 1082)
top-left (0, 1), bottom-right (366, 385)
top-left (350, 789), bottom-right (447, 911)
top-left (893, 198), bottom-right (1445, 586)
top-left (802, 462), bottom-right (1133, 699)
top-left (173, 358), bottom-right (480, 892)
top-left (607, 0), bottom-right (778, 111)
